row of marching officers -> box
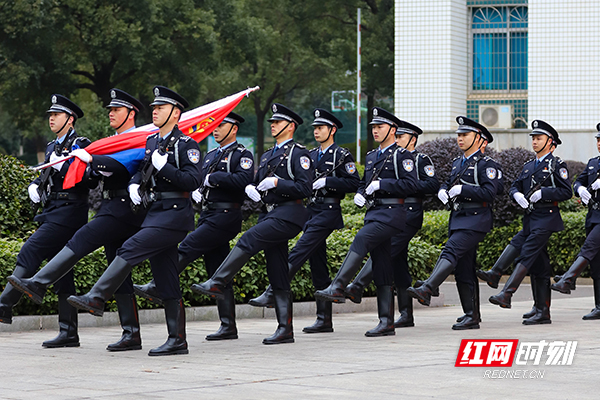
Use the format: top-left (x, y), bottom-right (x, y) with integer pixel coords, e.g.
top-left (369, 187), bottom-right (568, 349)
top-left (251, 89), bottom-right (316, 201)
top-left (3, 87), bottom-right (594, 355)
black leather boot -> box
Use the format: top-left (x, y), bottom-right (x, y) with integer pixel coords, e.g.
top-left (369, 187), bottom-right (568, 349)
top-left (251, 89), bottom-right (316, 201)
top-left (394, 287), bottom-right (414, 328)
top-left (42, 293), bottom-right (80, 348)
top-left (0, 265), bottom-right (28, 324)
top-left (476, 244), bottom-right (519, 289)
top-left (315, 251), bottom-right (364, 303)
top-left (191, 246), bottom-right (251, 300)
top-left (523, 277), bottom-right (551, 325)
top-left (365, 285), bottom-right (395, 337)
top-left (407, 258), bottom-right (454, 306)
top-left (107, 294), bottom-right (142, 351)
top-left (263, 290), bottom-right (294, 344)
top-left (553, 275), bottom-right (576, 291)
top-left (452, 282), bottom-right (480, 330)
top-left (206, 286), bottom-right (238, 340)
top-left (149, 298), bottom-right (188, 356)
top-left (303, 298), bottom-right (334, 333)
top-left (583, 279), bottom-right (600, 320)
top-left (414, 280), bottom-right (439, 297)
top-left (8, 248), bottom-right (80, 305)
top-left (249, 285), bottom-right (275, 308)
top-left (522, 275), bottom-right (537, 319)
top-left (134, 254), bottom-right (190, 306)
top-left (551, 256), bottom-right (587, 294)
top-left (67, 256), bottom-right (133, 316)
top-left (489, 263), bottom-right (528, 308)
top-left (344, 257), bottom-right (373, 304)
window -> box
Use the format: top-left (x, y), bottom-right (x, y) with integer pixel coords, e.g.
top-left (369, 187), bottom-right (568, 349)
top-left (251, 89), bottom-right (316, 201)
top-left (471, 6), bottom-right (528, 92)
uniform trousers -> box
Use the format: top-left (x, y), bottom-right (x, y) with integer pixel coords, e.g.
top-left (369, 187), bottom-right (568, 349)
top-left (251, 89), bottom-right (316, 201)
top-left (236, 216), bottom-right (303, 291)
top-left (66, 215), bottom-right (140, 294)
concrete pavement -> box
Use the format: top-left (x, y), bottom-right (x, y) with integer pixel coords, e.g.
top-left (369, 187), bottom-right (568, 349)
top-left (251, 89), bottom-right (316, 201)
top-left (0, 282), bottom-right (598, 399)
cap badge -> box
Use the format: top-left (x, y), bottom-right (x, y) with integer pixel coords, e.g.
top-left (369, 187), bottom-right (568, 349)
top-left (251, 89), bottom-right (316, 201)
top-left (154, 87), bottom-right (160, 96)
top-left (315, 110), bottom-right (320, 118)
top-left (52, 95), bottom-right (57, 104)
top-left (373, 108), bottom-right (378, 116)
top-left (533, 121), bottom-right (538, 128)
top-left (272, 104), bottom-right (277, 112)
top-left (110, 90), bottom-right (116, 99)
top-left (458, 117), bottom-right (464, 125)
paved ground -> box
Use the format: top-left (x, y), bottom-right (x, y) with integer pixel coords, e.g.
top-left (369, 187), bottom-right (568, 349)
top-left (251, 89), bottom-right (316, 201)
top-left (0, 282), bottom-right (598, 399)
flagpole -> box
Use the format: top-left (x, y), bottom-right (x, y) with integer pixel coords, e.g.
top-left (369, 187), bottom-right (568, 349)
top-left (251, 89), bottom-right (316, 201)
top-left (356, 8), bottom-right (362, 164)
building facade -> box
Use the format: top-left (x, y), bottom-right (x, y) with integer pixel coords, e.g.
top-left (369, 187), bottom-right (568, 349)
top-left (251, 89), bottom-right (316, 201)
top-left (395, 0), bottom-right (600, 162)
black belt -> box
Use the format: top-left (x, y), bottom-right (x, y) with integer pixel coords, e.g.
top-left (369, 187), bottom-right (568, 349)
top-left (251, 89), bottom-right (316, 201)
top-left (312, 197), bottom-right (341, 204)
top-left (404, 197), bottom-right (423, 204)
top-left (49, 192), bottom-right (87, 201)
top-left (374, 198), bottom-right (405, 205)
top-left (455, 202), bottom-right (489, 210)
top-left (153, 191), bottom-right (190, 200)
top-left (103, 189), bottom-right (129, 199)
top-left (202, 202), bottom-right (241, 210)
top-left (533, 201), bottom-right (558, 209)
top-left (263, 199), bottom-right (303, 212)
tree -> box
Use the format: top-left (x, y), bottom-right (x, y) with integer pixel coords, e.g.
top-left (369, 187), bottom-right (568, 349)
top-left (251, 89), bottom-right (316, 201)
top-left (0, 0), bottom-right (218, 158)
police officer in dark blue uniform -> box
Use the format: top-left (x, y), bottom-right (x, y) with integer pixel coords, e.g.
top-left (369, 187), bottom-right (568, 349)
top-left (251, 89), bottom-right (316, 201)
top-left (66, 86), bottom-right (201, 356)
top-left (344, 121), bottom-right (439, 329)
top-left (0, 95), bottom-right (90, 348)
top-left (407, 116), bottom-right (501, 330)
top-left (133, 112), bottom-right (254, 340)
top-left (192, 103), bottom-right (313, 345)
top-left (488, 120), bottom-right (572, 325)
top-left (9, 89), bottom-right (147, 351)
top-left (552, 123), bottom-right (600, 320)
top-left (247, 108), bottom-right (360, 334)
top-left (315, 107), bottom-right (418, 337)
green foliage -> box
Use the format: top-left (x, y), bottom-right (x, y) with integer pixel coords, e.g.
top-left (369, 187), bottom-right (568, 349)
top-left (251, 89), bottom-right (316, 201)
top-left (418, 210), bottom-right (450, 247)
top-left (0, 155), bottom-right (38, 238)
top-left (548, 212), bottom-right (587, 275)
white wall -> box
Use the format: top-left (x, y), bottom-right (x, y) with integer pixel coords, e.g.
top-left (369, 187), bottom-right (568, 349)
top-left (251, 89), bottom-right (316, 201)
top-left (395, 0), bottom-right (468, 131)
top-left (528, 1), bottom-right (600, 131)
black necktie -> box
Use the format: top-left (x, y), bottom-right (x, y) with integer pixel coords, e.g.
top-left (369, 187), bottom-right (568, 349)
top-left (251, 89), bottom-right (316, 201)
top-left (377, 149), bottom-right (382, 159)
top-left (317, 151), bottom-right (323, 161)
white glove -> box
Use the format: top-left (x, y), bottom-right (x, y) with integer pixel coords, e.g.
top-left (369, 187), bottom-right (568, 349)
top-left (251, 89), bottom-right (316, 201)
top-left (204, 174), bottom-right (214, 188)
top-left (365, 181), bottom-right (381, 195)
top-left (70, 148), bottom-right (92, 163)
top-left (192, 188), bottom-right (203, 203)
top-left (245, 184), bottom-right (261, 202)
top-left (354, 193), bottom-right (366, 207)
top-left (49, 152), bottom-right (65, 171)
top-left (99, 171), bottom-right (113, 177)
top-left (448, 185), bottom-right (462, 198)
top-left (578, 186), bottom-right (592, 205)
top-left (28, 184), bottom-right (40, 203)
top-left (438, 189), bottom-right (449, 205)
top-left (513, 192), bottom-right (529, 209)
top-left (530, 189), bottom-right (542, 203)
top-left (257, 177), bottom-right (278, 191)
top-left (129, 184), bottom-right (141, 205)
top-left (313, 177), bottom-right (326, 190)
top-left (151, 150), bottom-right (168, 171)
top-left (592, 179), bottom-right (600, 191)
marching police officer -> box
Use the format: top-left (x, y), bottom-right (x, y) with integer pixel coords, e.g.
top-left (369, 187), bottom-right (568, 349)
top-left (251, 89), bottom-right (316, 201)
top-left (133, 112), bottom-right (254, 340)
top-left (551, 125), bottom-right (600, 319)
top-left (192, 103), bottom-right (313, 345)
top-left (487, 120), bottom-right (572, 325)
top-left (315, 107), bottom-right (418, 337)
top-left (65, 86), bottom-right (201, 356)
top-left (0, 95), bottom-right (90, 348)
top-left (248, 108), bottom-right (360, 335)
top-left (407, 116), bottom-right (501, 330)
top-left (10, 89), bottom-right (147, 351)
top-left (344, 121), bottom-right (439, 329)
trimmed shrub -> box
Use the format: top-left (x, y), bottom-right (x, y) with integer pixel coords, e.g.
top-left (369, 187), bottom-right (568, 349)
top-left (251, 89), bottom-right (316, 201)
top-left (0, 155), bottom-right (37, 239)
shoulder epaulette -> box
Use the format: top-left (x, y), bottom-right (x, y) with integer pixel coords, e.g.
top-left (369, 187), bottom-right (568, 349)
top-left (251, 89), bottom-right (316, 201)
top-left (46, 140), bottom-right (55, 146)
top-left (148, 132), bottom-right (159, 139)
top-left (178, 135), bottom-right (191, 142)
top-left (367, 149), bottom-right (376, 155)
top-left (236, 144), bottom-right (247, 151)
top-left (452, 156), bottom-right (460, 161)
top-left (294, 143), bottom-right (306, 149)
top-left (525, 158), bottom-right (535, 165)
top-left (310, 147), bottom-right (318, 153)
top-left (76, 136), bottom-right (91, 142)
